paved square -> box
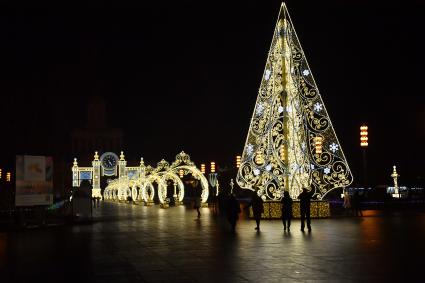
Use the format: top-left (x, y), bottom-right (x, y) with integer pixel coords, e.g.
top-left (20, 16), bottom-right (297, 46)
top-left (1, 202), bottom-right (424, 282)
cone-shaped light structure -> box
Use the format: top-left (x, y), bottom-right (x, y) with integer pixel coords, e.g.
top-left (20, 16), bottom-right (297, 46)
top-left (236, 3), bottom-right (353, 200)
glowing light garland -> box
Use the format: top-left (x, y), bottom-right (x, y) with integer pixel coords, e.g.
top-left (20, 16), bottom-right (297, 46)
top-left (237, 3), bottom-right (353, 200)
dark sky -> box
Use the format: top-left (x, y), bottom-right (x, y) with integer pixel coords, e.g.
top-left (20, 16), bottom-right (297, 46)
top-left (1, 0), bottom-right (424, 186)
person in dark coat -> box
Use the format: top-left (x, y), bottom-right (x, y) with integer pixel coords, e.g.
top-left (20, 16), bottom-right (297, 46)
top-left (194, 194), bottom-right (201, 218)
top-left (298, 187), bottom-right (314, 232)
top-left (352, 191), bottom-right (363, 217)
top-left (250, 192), bottom-right (264, 230)
top-left (281, 191), bottom-right (293, 231)
top-left (227, 193), bottom-right (241, 233)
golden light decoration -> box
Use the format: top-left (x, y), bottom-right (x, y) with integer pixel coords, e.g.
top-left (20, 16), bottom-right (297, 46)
top-left (179, 169), bottom-right (184, 178)
top-left (314, 136), bottom-right (323, 154)
top-left (236, 155), bottom-right (241, 168)
top-left (6, 172), bottom-right (11, 182)
top-left (360, 125), bottom-right (368, 147)
top-left (254, 150), bottom-right (265, 165)
top-left (210, 162), bottom-right (216, 173)
top-left (201, 164), bottom-right (206, 174)
top-left (236, 3), bottom-right (353, 200)
top-left (0, 168), bottom-right (2, 179)
top-left (248, 200), bottom-right (330, 219)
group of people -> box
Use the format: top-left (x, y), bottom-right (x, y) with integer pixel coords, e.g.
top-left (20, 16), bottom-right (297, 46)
top-left (249, 187), bottom-right (315, 232)
top-left (343, 190), bottom-right (363, 216)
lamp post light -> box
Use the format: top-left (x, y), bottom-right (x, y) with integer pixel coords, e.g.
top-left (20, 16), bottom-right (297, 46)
top-left (360, 125), bottom-right (368, 186)
top-left (236, 156), bottom-right (241, 169)
top-left (314, 136), bottom-right (323, 155)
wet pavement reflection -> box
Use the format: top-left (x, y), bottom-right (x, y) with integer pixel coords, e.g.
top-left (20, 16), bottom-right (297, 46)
top-left (1, 202), bottom-right (425, 282)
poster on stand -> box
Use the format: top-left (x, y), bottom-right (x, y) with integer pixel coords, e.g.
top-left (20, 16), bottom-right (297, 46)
top-left (15, 155), bottom-right (53, 206)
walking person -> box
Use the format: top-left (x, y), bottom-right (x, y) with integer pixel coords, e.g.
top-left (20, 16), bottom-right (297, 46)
top-left (343, 190), bottom-right (352, 216)
top-left (227, 193), bottom-right (241, 233)
top-left (352, 191), bottom-right (363, 217)
top-left (281, 191), bottom-right (293, 231)
top-left (298, 187), bottom-right (314, 232)
top-left (249, 192), bottom-right (264, 230)
top-left (194, 194), bottom-right (201, 218)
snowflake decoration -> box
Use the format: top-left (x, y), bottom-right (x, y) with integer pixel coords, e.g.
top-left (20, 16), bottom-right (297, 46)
top-left (265, 164), bottom-right (272, 172)
top-left (310, 164), bottom-right (315, 170)
top-left (303, 69), bottom-right (310, 76)
top-left (301, 142), bottom-right (306, 150)
top-left (286, 106), bottom-right (292, 113)
top-left (256, 103), bottom-right (265, 116)
top-left (314, 102), bottom-right (323, 112)
top-left (324, 167), bottom-right (331, 174)
top-left (247, 144), bottom-right (254, 156)
top-left (291, 163), bottom-right (299, 172)
top-left (265, 69), bottom-right (271, 81)
top-left (253, 169), bottom-right (260, 176)
top-left (278, 106), bottom-right (284, 114)
top-left (329, 143), bottom-right (339, 153)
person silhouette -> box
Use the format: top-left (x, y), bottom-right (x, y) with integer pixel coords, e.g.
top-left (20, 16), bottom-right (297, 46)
top-left (298, 187), bottom-right (314, 232)
top-left (281, 191), bottom-right (293, 231)
top-left (250, 192), bottom-right (264, 230)
top-left (194, 194), bottom-right (201, 218)
top-left (227, 193), bottom-right (241, 233)
top-left (352, 191), bottom-right (363, 217)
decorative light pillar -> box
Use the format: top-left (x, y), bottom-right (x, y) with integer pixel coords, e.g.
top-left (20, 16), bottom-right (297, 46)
top-left (230, 178), bottom-right (234, 194)
top-left (6, 172), bottom-right (11, 182)
top-left (201, 164), bottom-right (206, 174)
top-left (118, 151), bottom-right (127, 178)
top-left (391, 165), bottom-right (400, 198)
top-left (139, 157), bottom-right (145, 178)
top-left (72, 158), bottom-right (79, 187)
top-left (92, 151), bottom-right (102, 199)
top-left (210, 162), bottom-right (216, 173)
top-left (360, 125), bottom-right (368, 186)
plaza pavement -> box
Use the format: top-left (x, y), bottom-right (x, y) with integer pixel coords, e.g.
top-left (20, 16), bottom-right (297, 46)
top-left (1, 201), bottom-right (425, 283)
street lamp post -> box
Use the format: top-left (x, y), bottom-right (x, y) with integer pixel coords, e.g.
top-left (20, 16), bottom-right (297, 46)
top-left (360, 125), bottom-right (368, 187)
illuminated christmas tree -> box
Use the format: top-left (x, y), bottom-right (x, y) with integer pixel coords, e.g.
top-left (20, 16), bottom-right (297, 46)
top-left (236, 3), bottom-right (353, 200)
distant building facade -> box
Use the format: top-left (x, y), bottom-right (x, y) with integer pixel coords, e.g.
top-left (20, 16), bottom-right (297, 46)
top-left (71, 95), bottom-right (123, 162)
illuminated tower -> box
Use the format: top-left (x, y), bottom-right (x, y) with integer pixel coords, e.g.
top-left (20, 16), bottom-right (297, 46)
top-left (237, 3), bottom-right (353, 200)
top-left (92, 151), bottom-right (102, 198)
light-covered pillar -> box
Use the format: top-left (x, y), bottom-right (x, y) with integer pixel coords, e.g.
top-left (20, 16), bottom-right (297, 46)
top-left (92, 151), bottom-right (102, 198)
top-left (118, 151), bottom-right (127, 178)
top-left (72, 158), bottom-right (79, 187)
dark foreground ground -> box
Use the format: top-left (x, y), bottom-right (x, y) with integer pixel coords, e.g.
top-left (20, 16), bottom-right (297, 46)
top-left (1, 202), bottom-right (425, 283)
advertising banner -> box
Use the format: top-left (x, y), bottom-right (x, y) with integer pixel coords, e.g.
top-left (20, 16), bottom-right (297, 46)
top-left (15, 155), bottom-right (53, 206)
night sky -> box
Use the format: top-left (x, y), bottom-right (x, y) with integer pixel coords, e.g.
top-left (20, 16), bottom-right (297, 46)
top-left (1, 0), bottom-right (424, 186)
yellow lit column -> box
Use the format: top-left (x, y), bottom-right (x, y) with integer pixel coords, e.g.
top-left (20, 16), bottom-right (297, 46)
top-left (72, 158), bottom-right (79, 187)
top-left (118, 151), bottom-right (127, 178)
top-left (360, 125), bottom-right (368, 186)
top-left (236, 156), bottom-right (241, 169)
top-left (92, 151), bottom-right (102, 198)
